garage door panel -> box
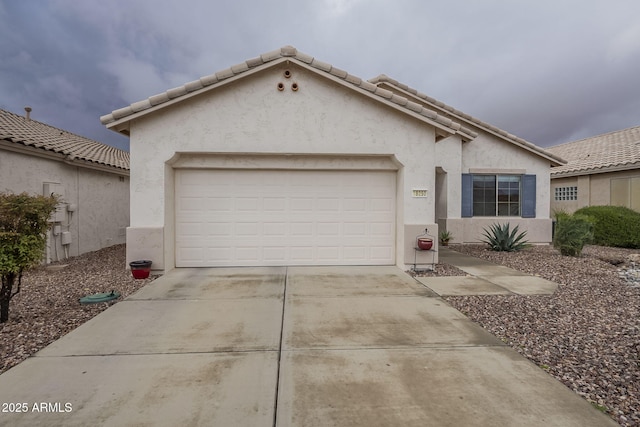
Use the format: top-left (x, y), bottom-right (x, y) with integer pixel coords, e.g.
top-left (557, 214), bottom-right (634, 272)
top-left (263, 222), bottom-right (287, 236)
top-left (317, 222), bottom-right (340, 236)
top-left (264, 197), bottom-right (287, 211)
top-left (317, 246), bottom-right (340, 262)
top-left (317, 198), bottom-right (340, 211)
top-left (289, 247), bottom-right (314, 261)
top-left (371, 222), bottom-right (394, 236)
top-left (371, 197), bottom-right (394, 211)
top-left (175, 170), bottom-right (396, 267)
top-left (236, 198), bottom-right (261, 212)
top-left (290, 198), bottom-right (314, 212)
top-left (344, 246), bottom-right (367, 260)
top-left (343, 222), bottom-right (366, 236)
top-left (343, 198), bottom-right (367, 212)
top-left (176, 222), bottom-right (203, 237)
top-left (370, 246), bottom-right (394, 261)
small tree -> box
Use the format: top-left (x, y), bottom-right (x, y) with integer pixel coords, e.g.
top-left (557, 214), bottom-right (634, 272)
top-left (0, 192), bottom-right (58, 323)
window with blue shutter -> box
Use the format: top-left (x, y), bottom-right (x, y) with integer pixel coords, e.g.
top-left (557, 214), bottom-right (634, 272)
top-left (461, 174), bottom-right (473, 217)
top-left (521, 174), bottom-right (536, 218)
top-left (461, 173), bottom-right (536, 218)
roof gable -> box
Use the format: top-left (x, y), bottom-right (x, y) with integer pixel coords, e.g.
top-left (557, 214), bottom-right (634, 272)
top-left (0, 109), bottom-right (129, 171)
top-left (370, 75), bottom-right (565, 166)
top-left (100, 46), bottom-right (476, 141)
top-left (547, 125), bottom-right (640, 177)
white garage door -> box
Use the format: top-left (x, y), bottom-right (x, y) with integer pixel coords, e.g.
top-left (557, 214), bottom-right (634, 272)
top-left (175, 169), bottom-right (396, 267)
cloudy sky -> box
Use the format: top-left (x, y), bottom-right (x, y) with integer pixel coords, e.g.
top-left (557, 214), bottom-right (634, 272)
top-left (1, 0), bottom-right (639, 152)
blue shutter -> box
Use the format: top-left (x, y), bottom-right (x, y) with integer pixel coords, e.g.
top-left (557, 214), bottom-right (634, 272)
top-left (521, 174), bottom-right (536, 218)
top-left (461, 174), bottom-right (473, 217)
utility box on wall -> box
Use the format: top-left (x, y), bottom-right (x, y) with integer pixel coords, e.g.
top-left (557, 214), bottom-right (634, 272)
top-left (43, 182), bottom-right (64, 199)
top-left (43, 182), bottom-right (67, 223)
top-left (61, 231), bottom-right (72, 246)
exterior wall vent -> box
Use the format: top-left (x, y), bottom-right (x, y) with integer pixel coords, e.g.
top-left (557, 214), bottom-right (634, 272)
top-left (412, 189), bottom-right (428, 198)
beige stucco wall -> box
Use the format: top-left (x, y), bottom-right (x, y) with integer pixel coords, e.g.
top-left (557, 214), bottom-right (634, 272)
top-left (551, 169), bottom-right (640, 214)
top-left (433, 131), bottom-right (553, 243)
top-left (124, 62), bottom-right (556, 270)
top-left (0, 148), bottom-right (129, 262)
top-left (550, 176), bottom-right (581, 214)
top-left (126, 62), bottom-right (442, 271)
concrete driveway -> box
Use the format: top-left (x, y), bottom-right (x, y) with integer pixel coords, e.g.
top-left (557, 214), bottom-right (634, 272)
top-left (0, 266), bottom-right (616, 426)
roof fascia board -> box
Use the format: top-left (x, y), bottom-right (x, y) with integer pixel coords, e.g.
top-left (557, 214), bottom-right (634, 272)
top-left (106, 56), bottom-right (458, 138)
top-left (376, 80), bottom-right (565, 166)
top-left (106, 58), bottom-right (288, 132)
top-left (294, 61), bottom-right (457, 137)
top-left (0, 139), bottom-right (130, 176)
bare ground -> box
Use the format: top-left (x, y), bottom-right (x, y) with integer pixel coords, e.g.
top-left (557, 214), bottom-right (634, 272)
top-left (1, 243), bottom-right (639, 426)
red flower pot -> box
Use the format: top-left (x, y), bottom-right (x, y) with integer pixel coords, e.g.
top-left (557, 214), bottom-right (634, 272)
top-left (417, 238), bottom-right (433, 250)
top-left (129, 260), bottom-right (152, 279)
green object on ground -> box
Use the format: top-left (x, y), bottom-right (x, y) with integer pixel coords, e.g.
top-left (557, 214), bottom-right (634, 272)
top-left (79, 291), bottom-right (120, 304)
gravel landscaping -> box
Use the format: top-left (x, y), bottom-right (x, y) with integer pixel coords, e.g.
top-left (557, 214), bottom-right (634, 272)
top-left (0, 244), bottom-right (156, 374)
top-left (1, 242), bottom-right (639, 426)
top-left (446, 244), bottom-right (640, 427)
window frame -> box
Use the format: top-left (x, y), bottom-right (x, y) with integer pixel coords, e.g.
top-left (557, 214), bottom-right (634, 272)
top-left (471, 174), bottom-right (522, 217)
top-left (462, 173), bottom-right (536, 218)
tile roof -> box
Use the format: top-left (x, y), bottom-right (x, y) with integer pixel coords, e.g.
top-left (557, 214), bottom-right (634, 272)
top-left (100, 46), bottom-right (476, 141)
top-left (0, 108), bottom-right (129, 171)
top-left (369, 75), bottom-right (565, 166)
top-left (547, 125), bottom-right (640, 177)
top-left (100, 45), bottom-right (561, 165)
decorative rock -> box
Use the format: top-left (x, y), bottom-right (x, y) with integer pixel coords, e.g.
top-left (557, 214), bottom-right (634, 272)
top-left (627, 253), bottom-right (640, 264)
top-left (618, 255), bottom-right (640, 287)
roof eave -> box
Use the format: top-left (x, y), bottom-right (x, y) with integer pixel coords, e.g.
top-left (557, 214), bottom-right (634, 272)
top-left (296, 61), bottom-right (463, 138)
top-left (551, 161), bottom-right (640, 178)
top-left (373, 78), bottom-right (566, 166)
top-left (104, 57), bottom-right (292, 133)
top-left (0, 139), bottom-right (130, 176)
top-left (102, 47), bottom-right (472, 140)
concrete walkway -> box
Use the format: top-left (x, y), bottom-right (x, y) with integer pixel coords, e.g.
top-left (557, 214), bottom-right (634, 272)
top-left (416, 247), bottom-right (558, 296)
top-left (0, 265), bottom-right (616, 426)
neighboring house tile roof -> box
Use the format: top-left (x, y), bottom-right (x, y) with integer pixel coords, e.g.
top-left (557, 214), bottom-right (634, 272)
top-left (369, 75), bottom-right (566, 166)
top-left (101, 45), bottom-right (478, 141)
top-left (547, 125), bottom-right (640, 177)
top-left (0, 108), bottom-right (129, 171)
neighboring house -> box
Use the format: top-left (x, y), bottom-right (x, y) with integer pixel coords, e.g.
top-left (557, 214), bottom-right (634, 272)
top-left (0, 108), bottom-right (130, 263)
top-left (101, 46), bottom-right (563, 272)
top-left (547, 126), bottom-right (640, 214)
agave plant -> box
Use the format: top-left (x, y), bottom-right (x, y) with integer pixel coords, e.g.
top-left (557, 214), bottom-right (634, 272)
top-left (481, 223), bottom-right (529, 252)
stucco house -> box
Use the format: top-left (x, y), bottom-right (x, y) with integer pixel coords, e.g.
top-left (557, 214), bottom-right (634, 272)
top-left (101, 46), bottom-right (563, 272)
top-left (547, 126), bottom-right (640, 214)
top-left (0, 108), bottom-right (130, 262)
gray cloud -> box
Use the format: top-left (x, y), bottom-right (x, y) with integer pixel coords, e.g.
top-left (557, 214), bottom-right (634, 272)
top-left (1, 0), bottom-right (639, 151)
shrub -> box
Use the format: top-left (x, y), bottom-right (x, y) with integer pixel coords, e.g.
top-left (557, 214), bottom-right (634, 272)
top-left (481, 223), bottom-right (529, 252)
top-left (553, 213), bottom-right (594, 256)
top-left (574, 205), bottom-right (640, 248)
top-left (0, 192), bottom-right (58, 322)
